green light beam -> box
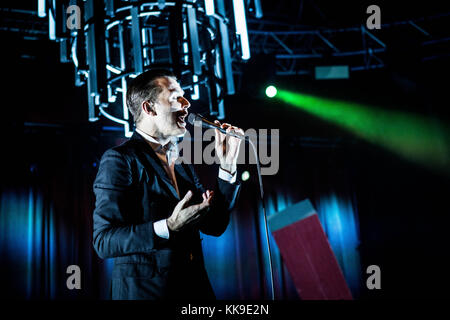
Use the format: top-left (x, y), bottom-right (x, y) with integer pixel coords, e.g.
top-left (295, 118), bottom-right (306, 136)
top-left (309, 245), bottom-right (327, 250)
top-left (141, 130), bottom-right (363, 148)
top-left (277, 89), bottom-right (450, 173)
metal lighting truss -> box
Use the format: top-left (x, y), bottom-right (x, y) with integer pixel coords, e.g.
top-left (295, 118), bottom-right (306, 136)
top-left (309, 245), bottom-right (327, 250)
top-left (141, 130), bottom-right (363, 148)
top-left (1, 2), bottom-right (449, 134)
top-left (40, 0), bottom-right (259, 137)
top-left (246, 12), bottom-right (450, 76)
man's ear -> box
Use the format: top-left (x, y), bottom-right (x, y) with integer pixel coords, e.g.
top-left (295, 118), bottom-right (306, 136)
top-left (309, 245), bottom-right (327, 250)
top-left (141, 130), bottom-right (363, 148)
top-left (142, 101), bottom-right (156, 116)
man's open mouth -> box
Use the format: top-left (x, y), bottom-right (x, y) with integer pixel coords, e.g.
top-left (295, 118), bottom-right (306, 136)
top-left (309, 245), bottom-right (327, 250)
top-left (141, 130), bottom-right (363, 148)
top-left (176, 111), bottom-right (187, 128)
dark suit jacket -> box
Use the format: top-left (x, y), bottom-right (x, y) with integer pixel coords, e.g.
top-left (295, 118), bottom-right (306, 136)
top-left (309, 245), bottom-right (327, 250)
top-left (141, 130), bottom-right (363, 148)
top-left (92, 132), bottom-right (241, 300)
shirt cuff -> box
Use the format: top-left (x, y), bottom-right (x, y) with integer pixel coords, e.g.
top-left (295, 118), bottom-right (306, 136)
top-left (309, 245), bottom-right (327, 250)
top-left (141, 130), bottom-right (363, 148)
top-left (219, 167), bottom-right (237, 184)
top-left (153, 219), bottom-right (170, 239)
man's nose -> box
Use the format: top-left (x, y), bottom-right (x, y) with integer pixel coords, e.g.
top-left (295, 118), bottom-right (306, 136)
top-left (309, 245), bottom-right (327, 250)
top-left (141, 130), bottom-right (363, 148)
top-left (179, 96), bottom-right (190, 109)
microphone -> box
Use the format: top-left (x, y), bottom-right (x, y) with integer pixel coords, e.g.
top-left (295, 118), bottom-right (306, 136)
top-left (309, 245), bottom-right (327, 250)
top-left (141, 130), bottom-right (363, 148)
top-left (187, 113), bottom-right (246, 140)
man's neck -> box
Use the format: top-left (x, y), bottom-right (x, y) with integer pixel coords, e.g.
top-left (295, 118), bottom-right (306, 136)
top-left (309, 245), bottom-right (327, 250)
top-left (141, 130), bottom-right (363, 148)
top-left (136, 126), bottom-right (172, 146)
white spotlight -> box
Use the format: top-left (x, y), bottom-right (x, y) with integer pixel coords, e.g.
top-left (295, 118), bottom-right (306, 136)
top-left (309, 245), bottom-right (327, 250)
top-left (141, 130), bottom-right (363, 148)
top-left (232, 0), bottom-right (250, 60)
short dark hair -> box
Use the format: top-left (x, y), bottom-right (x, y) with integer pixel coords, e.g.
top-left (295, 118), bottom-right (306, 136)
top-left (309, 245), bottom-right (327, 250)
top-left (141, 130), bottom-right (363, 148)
top-left (126, 68), bottom-right (176, 123)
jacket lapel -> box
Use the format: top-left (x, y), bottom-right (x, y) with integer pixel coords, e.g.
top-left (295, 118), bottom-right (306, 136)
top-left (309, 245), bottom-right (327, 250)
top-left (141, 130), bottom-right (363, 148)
top-left (175, 163), bottom-right (194, 186)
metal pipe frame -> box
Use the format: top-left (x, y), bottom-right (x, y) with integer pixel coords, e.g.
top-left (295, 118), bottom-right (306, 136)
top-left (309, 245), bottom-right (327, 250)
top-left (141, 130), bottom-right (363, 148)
top-left (61, 0), bottom-right (248, 135)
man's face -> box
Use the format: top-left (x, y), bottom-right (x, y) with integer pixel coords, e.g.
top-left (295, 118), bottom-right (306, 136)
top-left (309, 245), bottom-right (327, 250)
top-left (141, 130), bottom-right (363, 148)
top-left (152, 76), bottom-right (190, 138)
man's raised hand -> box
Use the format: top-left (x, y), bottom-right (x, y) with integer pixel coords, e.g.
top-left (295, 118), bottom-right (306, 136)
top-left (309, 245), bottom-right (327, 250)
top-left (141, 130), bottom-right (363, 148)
top-left (166, 190), bottom-right (213, 231)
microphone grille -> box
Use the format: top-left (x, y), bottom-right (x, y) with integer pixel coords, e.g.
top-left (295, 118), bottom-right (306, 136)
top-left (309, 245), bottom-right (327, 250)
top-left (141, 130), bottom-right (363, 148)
top-left (187, 113), bottom-right (199, 126)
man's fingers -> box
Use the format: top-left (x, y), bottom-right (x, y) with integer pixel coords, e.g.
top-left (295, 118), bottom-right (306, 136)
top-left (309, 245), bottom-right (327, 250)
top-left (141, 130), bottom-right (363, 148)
top-left (226, 125), bottom-right (244, 136)
top-left (216, 120), bottom-right (244, 135)
top-left (216, 120), bottom-right (244, 141)
top-left (221, 123), bottom-right (232, 130)
top-left (187, 201), bottom-right (208, 216)
top-left (232, 127), bottom-right (244, 137)
top-left (215, 129), bottom-right (224, 148)
top-left (201, 190), bottom-right (213, 203)
top-left (205, 190), bottom-right (213, 201)
top-left (178, 191), bottom-right (214, 227)
top-left (197, 198), bottom-right (211, 211)
top-left (235, 127), bottom-right (244, 135)
top-left (193, 191), bottom-right (214, 212)
top-left (183, 190), bottom-right (193, 202)
top-left (177, 190), bottom-right (193, 209)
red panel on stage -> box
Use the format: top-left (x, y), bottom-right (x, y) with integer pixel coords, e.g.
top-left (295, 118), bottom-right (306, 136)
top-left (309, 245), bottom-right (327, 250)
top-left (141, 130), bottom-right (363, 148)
top-left (269, 200), bottom-right (352, 300)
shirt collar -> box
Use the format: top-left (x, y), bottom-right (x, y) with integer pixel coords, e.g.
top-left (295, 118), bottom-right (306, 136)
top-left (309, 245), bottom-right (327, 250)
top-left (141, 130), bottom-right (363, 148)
top-left (136, 128), bottom-right (162, 145)
top-left (135, 128), bottom-right (179, 164)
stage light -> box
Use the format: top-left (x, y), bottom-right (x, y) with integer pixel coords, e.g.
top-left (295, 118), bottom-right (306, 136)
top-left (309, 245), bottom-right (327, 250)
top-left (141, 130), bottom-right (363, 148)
top-left (38, 0), bottom-right (46, 18)
top-left (182, 22), bottom-right (189, 65)
top-left (191, 75), bottom-right (200, 100)
top-left (276, 89), bottom-right (450, 173)
top-left (265, 85), bottom-right (277, 98)
top-left (106, 65), bottom-right (121, 75)
top-left (233, 0), bottom-right (250, 60)
top-left (205, 0), bottom-right (215, 16)
top-left (48, 7), bottom-right (56, 40)
top-left (187, 7), bottom-right (201, 75)
top-left (44, 1), bottom-right (248, 138)
top-left (241, 171), bottom-right (250, 181)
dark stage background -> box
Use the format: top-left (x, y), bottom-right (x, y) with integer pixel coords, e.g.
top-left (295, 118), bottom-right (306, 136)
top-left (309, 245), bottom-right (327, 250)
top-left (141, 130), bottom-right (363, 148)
top-left (1, 1), bottom-right (450, 300)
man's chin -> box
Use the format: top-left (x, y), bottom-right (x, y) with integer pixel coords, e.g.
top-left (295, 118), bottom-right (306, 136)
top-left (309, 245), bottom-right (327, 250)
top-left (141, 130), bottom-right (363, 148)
top-left (174, 127), bottom-right (187, 137)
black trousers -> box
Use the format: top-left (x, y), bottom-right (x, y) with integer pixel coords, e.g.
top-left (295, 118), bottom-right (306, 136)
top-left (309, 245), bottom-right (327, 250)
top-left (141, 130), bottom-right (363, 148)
top-left (109, 250), bottom-right (216, 300)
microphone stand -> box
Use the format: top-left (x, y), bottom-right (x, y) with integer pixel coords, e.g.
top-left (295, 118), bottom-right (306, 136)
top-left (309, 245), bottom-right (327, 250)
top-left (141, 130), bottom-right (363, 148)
top-left (246, 138), bottom-right (275, 301)
top-left (190, 113), bottom-right (275, 299)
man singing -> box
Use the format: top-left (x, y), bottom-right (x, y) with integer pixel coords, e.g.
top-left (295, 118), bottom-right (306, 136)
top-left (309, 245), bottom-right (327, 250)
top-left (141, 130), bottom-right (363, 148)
top-left (92, 69), bottom-right (243, 300)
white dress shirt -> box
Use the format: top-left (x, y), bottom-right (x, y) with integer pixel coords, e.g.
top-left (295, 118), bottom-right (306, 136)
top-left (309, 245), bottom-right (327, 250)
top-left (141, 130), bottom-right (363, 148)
top-left (135, 128), bottom-right (236, 239)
